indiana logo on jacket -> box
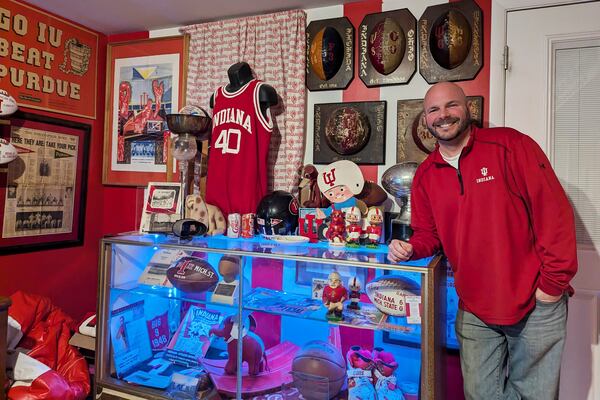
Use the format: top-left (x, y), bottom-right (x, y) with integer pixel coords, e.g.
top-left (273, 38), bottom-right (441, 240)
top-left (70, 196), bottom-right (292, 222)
top-left (476, 166), bottom-right (495, 184)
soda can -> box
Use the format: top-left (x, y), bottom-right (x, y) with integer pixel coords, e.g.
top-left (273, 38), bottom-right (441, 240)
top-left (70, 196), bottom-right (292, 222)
top-left (241, 213), bottom-right (255, 238)
top-left (227, 213), bottom-right (241, 238)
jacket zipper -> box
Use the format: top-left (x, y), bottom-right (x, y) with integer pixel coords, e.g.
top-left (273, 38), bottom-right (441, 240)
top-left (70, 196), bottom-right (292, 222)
top-left (457, 157), bottom-right (464, 195)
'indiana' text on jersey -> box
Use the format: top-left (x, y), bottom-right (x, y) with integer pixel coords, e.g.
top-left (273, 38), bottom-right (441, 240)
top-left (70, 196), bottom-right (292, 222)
top-left (212, 108), bottom-right (252, 134)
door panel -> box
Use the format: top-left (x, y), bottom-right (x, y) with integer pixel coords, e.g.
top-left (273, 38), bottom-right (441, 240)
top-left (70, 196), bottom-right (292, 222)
top-left (505, 3), bottom-right (600, 399)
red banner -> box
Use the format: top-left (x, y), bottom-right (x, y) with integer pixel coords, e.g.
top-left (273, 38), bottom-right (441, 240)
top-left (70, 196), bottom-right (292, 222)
top-left (0, 0), bottom-right (98, 119)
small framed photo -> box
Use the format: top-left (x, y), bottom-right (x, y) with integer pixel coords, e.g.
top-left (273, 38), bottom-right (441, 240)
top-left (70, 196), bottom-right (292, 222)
top-left (313, 101), bottom-right (386, 165)
top-left (139, 182), bottom-right (182, 233)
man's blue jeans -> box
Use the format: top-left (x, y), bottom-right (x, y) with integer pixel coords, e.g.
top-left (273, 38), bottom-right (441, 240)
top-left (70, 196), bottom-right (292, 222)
top-left (455, 295), bottom-right (568, 400)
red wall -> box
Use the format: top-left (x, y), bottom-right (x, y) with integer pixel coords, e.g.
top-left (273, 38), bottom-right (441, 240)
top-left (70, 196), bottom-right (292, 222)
top-left (0, 4), bottom-right (149, 320)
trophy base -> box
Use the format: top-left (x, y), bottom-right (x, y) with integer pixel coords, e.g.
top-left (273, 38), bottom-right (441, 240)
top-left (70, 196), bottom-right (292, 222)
top-left (387, 219), bottom-right (413, 243)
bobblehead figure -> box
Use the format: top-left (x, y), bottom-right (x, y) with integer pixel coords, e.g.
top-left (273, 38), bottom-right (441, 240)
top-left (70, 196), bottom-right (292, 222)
top-left (322, 271), bottom-right (348, 320)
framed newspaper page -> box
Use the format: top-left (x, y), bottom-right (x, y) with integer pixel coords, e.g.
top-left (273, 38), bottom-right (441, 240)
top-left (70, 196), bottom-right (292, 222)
top-left (0, 112), bottom-right (90, 254)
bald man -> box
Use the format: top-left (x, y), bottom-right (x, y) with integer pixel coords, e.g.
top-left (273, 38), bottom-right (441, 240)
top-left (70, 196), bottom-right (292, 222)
top-left (388, 82), bottom-right (577, 399)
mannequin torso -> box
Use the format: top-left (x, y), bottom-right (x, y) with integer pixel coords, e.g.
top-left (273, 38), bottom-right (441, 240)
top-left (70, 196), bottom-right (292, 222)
top-left (210, 62), bottom-right (277, 118)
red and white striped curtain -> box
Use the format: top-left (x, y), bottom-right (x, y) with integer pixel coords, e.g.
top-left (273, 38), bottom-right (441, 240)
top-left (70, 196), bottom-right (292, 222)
top-left (180, 10), bottom-right (306, 194)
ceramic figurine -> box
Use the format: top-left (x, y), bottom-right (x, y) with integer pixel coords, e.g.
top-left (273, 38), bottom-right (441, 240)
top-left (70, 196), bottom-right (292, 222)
top-left (322, 271), bottom-right (348, 321)
top-left (326, 210), bottom-right (346, 246)
top-left (347, 276), bottom-right (362, 310)
top-left (345, 206), bottom-right (363, 247)
top-left (365, 207), bottom-right (383, 248)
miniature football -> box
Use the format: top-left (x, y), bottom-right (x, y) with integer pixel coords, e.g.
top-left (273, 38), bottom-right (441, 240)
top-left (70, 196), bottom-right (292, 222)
top-left (0, 138), bottom-right (18, 164)
top-left (167, 257), bottom-right (218, 293)
top-left (309, 26), bottom-right (344, 81)
top-left (365, 275), bottom-right (421, 316)
top-left (292, 341), bottom-right (346, 399)
top-left (0, 90), bottom-right (18, 116)
top-left (368, 17), bottom-right (405, 75)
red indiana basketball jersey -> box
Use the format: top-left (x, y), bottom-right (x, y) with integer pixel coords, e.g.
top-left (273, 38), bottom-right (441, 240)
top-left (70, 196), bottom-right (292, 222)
top-left (205, 79), bottom-right (273, 216)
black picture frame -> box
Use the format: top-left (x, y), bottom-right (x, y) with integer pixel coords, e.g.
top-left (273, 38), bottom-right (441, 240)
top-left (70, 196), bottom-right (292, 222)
top-left (0, 111), bottom-right (90, 254)
top-left (313, 101), bottom-right (386, 165)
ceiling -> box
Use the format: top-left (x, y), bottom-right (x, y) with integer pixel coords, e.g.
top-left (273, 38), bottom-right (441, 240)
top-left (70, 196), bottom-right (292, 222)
top-left (25, 0), bottom-right (353, 35)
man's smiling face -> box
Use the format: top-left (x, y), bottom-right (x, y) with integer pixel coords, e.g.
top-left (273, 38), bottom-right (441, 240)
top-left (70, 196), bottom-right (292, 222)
top-left (423, 82), bottom-right (471, 144)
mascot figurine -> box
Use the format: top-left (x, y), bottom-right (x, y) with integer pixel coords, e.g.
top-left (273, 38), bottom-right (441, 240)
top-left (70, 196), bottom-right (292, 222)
top-left (209, 313), bottom-right (267, 376)
top-left (322, 271), bottom-right (348, 321)
top-left (316, 160), bottom-right (366, 219)
top-left (326, 210), bottom-right (346, 246)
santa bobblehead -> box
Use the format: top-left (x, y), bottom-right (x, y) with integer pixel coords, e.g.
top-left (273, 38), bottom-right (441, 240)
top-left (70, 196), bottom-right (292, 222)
top-left (206, 62), bottom-right (278, 217)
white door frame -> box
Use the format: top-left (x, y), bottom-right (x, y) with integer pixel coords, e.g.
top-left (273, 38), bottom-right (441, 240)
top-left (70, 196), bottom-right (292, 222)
top-left (488, 0), bottom-right (589, 128)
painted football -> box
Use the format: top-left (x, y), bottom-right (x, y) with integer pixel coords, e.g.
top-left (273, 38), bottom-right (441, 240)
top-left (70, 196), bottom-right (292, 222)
top-left (325, 107), bottom-right (371, 155)
top-left (0, 138), bottom-right (18, 164)
top-left (365, 275), bottom-right (421, 316)
top-left (166, 256), bottom-right (218, 293)
top-left (429, 9), bottom-right (472, 70)
top-left (0, 89), bottom-right (18, 116)
top-left (309, 26), bottom-right (344, 81)
top-left (368, 17), bottom-right (405, 75)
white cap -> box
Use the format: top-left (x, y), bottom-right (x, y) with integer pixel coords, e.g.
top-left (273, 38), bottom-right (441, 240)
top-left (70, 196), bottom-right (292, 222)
top-left (317, 160), bottom-right (365, 195)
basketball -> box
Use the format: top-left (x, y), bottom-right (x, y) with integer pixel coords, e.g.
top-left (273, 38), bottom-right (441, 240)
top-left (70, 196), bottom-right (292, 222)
top-left (368, 17), bottom-right (405, 75)
top-left (292, 340), bottom-right (346, 399)
top-left (310, 26), bottom-right (344, 81)
top-left (429, 9), bottom-right (472, 70)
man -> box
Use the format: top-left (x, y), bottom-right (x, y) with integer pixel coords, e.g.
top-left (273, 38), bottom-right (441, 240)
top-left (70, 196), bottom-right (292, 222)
top-left (388, 82), bottom-right (577, 399)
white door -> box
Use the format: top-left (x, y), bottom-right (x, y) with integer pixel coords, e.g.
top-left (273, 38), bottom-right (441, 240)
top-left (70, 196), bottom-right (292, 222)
top-left (505, 3), bottom-right (600, 399)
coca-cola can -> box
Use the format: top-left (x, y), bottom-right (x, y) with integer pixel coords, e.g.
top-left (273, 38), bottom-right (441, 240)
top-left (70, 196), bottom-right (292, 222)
top-left (227, 213), bottom-right (241, 238)
top-left (241, 213), bottom-right (255, 238)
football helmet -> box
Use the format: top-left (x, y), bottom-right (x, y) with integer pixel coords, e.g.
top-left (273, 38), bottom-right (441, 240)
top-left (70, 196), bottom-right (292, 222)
top-left (256, 191), bottom-right (299, 235)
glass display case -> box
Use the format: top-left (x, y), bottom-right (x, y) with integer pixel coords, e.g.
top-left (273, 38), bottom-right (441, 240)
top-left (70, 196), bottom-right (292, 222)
top-left (95, 233), bottom-right (446, 400)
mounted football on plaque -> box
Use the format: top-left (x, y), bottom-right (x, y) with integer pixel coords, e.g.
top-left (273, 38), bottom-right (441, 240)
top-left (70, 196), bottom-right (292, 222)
top-left (397, 96), bottom-right (483, 163)
top-left (313, 101), bottom-right (386, 165)
top-left (418, 0), bottom-right (483, 83)
top-left (306, 17), bottom-right (354, 91)
top-left (358, 9), bottom-right (417, 87)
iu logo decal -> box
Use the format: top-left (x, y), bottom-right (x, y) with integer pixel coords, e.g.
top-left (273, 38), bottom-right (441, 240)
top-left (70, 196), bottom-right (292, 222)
top-left (322, 168), bottom-right (337, 187)
top-left (476, 166), bottom-right (495, 184)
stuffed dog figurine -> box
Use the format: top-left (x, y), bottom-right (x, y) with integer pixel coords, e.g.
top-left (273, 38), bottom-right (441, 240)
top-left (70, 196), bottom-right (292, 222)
top-left (185, 194), bottom-right (226, 236)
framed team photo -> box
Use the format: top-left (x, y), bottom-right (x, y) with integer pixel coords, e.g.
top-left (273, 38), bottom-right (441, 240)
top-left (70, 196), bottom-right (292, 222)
top-left (103, 35), bottom-right (189, 186)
